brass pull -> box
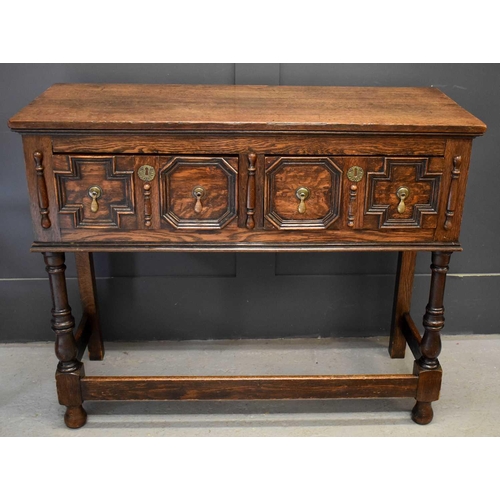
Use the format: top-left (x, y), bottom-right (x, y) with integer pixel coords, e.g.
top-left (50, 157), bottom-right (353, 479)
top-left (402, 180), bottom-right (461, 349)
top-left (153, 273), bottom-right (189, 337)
top-left (88, 186), bottom-right (102, 213)
top-left (193, 186), bottom-right (205, 214)
top-left (296, 187), bottom-right (310, 214)
top-left (396, 187), bottom-right (409, 214)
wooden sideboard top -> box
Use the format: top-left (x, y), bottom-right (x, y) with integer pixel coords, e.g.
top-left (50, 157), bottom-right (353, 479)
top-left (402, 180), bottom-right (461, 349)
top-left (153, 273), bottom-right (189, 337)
top-left (8, 84), bottom-right (487, 135)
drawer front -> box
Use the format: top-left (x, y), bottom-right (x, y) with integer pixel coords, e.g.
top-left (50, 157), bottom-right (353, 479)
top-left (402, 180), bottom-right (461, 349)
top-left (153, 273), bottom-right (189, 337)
top-left (264, 155), bottom-right (444, 232)
top-left (53, 155), bottom-right (137, 230)
top-left (362, 157), bottom-right (443, 230)
top-left (53, 154), bottom-right (238, 232)
top-left (160, 156), bottom-right (238, 229)
top-left (44, 144), bottom-right (462, 247)
top-left (265, 156), bottom-right (342, 229)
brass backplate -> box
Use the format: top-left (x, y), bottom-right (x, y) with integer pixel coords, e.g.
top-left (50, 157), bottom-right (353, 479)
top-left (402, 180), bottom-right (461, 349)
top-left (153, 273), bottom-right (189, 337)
top-left (138, 164), bottom-right (156, 182)
top-left (347, 165), bottom-right (364, 182)
top-left (295, 187), bottom-right (310, 200)
top-left (88, 185), bottom-right (102, 199)
top-left (193, 186), bottom-right (205, 198)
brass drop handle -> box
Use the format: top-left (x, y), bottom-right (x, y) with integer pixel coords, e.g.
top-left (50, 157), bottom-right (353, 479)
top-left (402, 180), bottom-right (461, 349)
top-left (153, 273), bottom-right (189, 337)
top-left (296, 187), bottom-right (310, 214)
top-left (88, 186), bottom-right (102, 213)
top-left (396, 187), bottom-right (409, 214)
top-left (193, 186), bottom-right (205, 214)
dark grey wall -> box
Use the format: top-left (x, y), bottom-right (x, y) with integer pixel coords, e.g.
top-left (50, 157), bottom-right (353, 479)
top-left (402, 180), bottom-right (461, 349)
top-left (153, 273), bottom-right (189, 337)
top-left (1, 64), bottom-right (499, 342)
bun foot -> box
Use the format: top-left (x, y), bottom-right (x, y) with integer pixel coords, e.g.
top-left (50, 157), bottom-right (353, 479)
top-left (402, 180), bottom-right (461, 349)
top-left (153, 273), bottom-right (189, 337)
top-left (64, 405), bottom-right (87, 429)
top-left (411, 401), bottom-right (433, 425)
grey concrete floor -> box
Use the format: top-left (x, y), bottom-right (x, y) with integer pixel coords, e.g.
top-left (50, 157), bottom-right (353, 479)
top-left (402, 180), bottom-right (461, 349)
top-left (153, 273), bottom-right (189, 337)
top-left (1, 335), bottom-right (499, 436)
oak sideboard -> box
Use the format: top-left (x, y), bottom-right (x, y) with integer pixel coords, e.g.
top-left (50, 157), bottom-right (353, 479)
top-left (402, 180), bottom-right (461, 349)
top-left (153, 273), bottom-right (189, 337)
top-left (8, 84), bottom-right (486, 428)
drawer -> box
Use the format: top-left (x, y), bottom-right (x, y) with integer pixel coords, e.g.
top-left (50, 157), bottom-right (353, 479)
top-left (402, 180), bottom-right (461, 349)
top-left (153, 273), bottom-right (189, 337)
top-left (264, 155), bottom-right (444, 231)
top-left (160, 156), bottom-right (238, 229)
top-left (53, 155), bottom-right (137, 230)
top-left (264, 156), bottom-right (342, 229)
top-left (361, 157), bottom-right (443, 230)
top-left (51, 151), bottom-right (449, 243)
top-left (53, 154), bottom-right (238, 231)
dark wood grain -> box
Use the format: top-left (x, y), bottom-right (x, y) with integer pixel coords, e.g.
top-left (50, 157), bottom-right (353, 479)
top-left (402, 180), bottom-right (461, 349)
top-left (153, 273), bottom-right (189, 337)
top-left (56, 226), bottom-right (439, 245)
top-left (81, 374), bottom-right (418, 401)
top-left (51, 134), bottom-right (448, 156)
top-left (389, 251), bottom-right (417, 358)
top-left (8, 84), bottom-right (487, 134)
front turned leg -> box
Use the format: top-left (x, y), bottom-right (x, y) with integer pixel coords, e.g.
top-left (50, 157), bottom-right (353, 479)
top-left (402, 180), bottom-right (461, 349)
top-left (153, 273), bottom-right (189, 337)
top-left (44, 252), bottom-right (87, 429)
top-left (411, 251), bottom-right (451, 425)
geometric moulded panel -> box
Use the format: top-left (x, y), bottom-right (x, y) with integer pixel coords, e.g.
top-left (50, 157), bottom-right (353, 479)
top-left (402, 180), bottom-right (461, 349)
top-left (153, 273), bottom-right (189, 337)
top-left (265, 156), bottom-right (342, 230)
top-left (366, 158), bottom-right (441, 228)
top-left (160, 156), bottom-right (238, 230)
top-left (54, 156), bottom-right (135, 229)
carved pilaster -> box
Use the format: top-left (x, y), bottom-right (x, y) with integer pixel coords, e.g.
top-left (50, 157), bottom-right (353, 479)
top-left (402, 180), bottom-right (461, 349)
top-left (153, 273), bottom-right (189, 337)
top-left (34, 151), bottom-right (51, 229)
top-left (246, 153), bottom-right (257, 229)
top-left (347, 184), bottom-right (357, 228)
top-left (444, 155), bottom-right (462, 230)
top-left (144, 183), bottom-right (152, 227)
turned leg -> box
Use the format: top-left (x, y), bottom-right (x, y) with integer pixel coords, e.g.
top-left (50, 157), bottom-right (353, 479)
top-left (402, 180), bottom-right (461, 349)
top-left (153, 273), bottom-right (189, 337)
top-left (411, 251), bottom-right (452, 425)
top-left (389, 251), bottom-right (417, 358)
top-left (75, 252), bottom-right (104, 360)
top-left (44, 252), bottom-right (87, 429)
